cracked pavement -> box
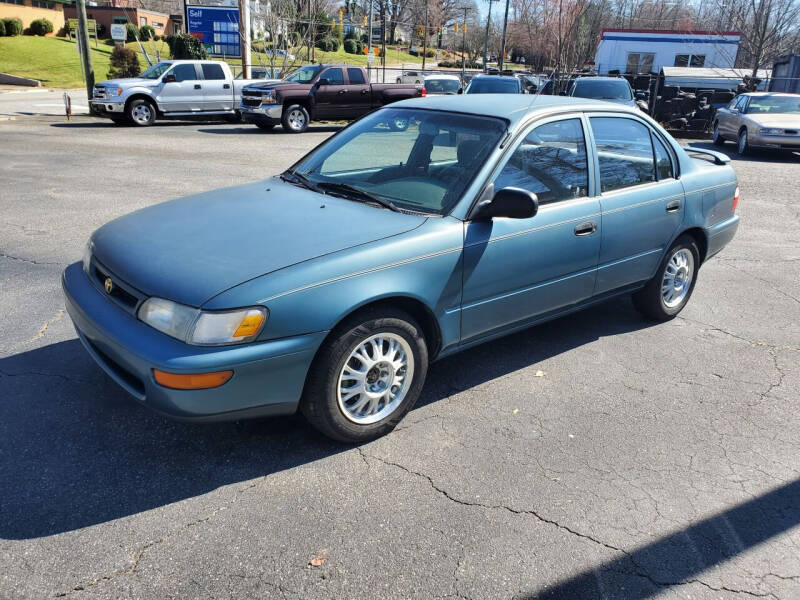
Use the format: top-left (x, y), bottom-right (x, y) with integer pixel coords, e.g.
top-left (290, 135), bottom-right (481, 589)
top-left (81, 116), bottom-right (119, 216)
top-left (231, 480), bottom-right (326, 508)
top-left (1, 116), bottom-right (799, 599)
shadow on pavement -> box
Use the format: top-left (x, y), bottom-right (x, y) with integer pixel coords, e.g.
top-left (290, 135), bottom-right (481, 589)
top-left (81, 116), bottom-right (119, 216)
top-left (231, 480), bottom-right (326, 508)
top-left (526, 478), bottom-right (800, 598)
top-left (197, 125), bottom-right (344, 135)
top-left (1, 296), bottom-right (653, 540)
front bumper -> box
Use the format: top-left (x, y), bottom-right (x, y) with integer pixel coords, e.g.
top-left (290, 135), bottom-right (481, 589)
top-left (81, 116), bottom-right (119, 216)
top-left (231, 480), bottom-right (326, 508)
top-left (62, 262), bottom-right (326, 422)
top-left (749, 132), bottom-right (800, 149)
top-left (89, 99), bottom-right (125, 115)
top-left (240, 104), bottom-right (283, 122)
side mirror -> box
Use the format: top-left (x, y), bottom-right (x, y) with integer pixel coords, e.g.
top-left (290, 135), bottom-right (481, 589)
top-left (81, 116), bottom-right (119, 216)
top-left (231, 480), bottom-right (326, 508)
top-left (457, 88), bottom-right (463, 94)
top-left (635, 91), bottom-right (645, 99)
top-left (163, 74), bottom-right (176, 83)
top-left (473, 187), bottom-right (538, 220)
top-left (317, 77), bottom-right (330, 86)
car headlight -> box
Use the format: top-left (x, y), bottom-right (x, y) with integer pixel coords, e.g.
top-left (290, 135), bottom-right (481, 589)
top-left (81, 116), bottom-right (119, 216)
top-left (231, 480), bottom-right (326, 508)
top-left (82, 240), bottom-right (93, 274)
top-left (759, 127), bottom-right (782, 135)
top-left (137, 298), bottom-right (267, 345)
top-left (260, 89), bottom-right (277, 105)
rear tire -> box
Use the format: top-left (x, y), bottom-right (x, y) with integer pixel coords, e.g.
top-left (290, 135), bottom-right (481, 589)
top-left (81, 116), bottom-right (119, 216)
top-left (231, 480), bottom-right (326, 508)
top-left (126, 98), bottom-right (156, 127)
top-left (300, 308), bottom-right (429, 443)
top-left (633, 235), bottom-right (700, 321)
top-left (712, 122), bottom-right (724, 146)
top-left (281, 104), bottom-right (310, 133)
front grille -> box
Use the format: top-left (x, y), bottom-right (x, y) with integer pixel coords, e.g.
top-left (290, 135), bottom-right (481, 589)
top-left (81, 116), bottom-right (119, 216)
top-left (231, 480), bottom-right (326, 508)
top-left (93, 86), bottom-right (109, 100)
top-left (90, 260), bottom-right (144, 315)
top-left (241, 94), bottom-right (263, 107)
top-left (784, 129), bottom-right (798, 135)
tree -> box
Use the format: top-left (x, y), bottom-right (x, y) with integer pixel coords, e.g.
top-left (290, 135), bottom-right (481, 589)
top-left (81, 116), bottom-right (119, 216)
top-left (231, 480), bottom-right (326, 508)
top-left (730, 0), bottom-right (800, 76)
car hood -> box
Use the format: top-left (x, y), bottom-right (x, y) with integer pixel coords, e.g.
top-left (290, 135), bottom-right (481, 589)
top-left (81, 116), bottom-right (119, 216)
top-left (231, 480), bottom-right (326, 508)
top-left (90, 179), bottom-right (427, 307)
top-left (100, 78), bottom-right (158, 88)
top-left (747, 113), bottom-right (800, 127)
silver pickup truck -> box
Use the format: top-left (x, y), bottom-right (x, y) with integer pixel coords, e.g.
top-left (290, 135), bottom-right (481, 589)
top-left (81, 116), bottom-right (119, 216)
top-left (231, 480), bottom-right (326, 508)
top-left (90, 60), bottom-right (278, 126)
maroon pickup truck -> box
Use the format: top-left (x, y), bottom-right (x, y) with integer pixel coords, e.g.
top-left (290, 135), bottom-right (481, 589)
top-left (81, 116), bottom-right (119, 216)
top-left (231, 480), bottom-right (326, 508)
top-left (239, 64), bottom-right (424, 133)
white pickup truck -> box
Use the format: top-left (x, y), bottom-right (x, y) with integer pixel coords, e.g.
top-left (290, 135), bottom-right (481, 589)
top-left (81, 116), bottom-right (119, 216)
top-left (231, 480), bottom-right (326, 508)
top-left (89, 60), bottom-right (279, 126)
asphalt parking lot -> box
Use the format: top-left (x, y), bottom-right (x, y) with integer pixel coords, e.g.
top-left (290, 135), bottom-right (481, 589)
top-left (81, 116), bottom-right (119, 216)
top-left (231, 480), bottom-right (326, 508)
top-left (1, 114), bottom-right (799, 600)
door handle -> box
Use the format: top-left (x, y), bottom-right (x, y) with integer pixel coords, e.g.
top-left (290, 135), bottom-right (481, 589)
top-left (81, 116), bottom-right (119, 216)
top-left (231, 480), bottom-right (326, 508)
top-left (361, 89), bottom-right (368, 94)
top-left (338, 89), bottom-right (346, 95)
top-left (666, 199), bottom-right (681, 212)
top-left (574, 221), bottom-right (597, 236)
top-left (223, 83), bottom-right (230, 89)
top-left (194, 84), bottom-right (202, 89)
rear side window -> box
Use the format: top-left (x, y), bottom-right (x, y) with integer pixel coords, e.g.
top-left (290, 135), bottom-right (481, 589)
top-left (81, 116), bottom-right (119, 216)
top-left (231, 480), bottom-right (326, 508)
top-left (170, 64), bottom-right (198, 82)
top-left (323, 68), bottom-right (344, 84)
top-left (652, 134), bottom-right (674, 180)
top-left (201, 63), bottom-right (226, 80)
top-left (590, 117), bottom-right (656, 192)
top-left (347, 68), bottom-right (366, 84)
top-left (494, 118), bottom-right (589, 204)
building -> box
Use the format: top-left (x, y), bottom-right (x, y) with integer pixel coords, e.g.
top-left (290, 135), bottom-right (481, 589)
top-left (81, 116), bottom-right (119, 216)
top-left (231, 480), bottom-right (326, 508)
top-left (594, 29), bottom-right (740, 75)
top-left (0, 0), bottom-right (68, 35)
top-left (63, 3), bottom-right (179, 37)
top-left (769, 55), bottom-right (800, 94)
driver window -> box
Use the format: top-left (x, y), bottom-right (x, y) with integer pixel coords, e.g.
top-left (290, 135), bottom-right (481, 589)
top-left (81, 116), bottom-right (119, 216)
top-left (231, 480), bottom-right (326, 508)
top-left (170, 63), bottom-right (198, 82)
top-left (493, 118), bottom-right (589, 205)
top-left (322, 68), bottom-right (344, 85)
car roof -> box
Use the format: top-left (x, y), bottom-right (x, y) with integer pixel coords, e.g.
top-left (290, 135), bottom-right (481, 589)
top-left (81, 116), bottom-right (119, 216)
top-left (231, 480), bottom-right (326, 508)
top-left (472, 75), bottom-right (519, 80)
top-left (742, 92), bottom-right (800, 97)
top-left (424, 74), bottom-right (460, 80)
top-left (391, 95), bottom-right (639, 128)
top-left (574, 76), bottom-right (630, 83)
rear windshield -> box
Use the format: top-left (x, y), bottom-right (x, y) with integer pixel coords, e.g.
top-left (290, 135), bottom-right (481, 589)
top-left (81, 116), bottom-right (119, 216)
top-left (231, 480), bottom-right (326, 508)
top-left (572, 79), bottom-right (632, 100)
top-left (425, 78), bottom-right (461, 94)
top-left (466, 78), bottom-right (520, 94)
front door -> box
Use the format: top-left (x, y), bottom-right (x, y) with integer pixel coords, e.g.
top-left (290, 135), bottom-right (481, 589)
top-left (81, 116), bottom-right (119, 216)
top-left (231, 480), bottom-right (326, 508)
top-left (313, 67), bottom-right (348, 120)
top-left (199, 62), bottom-right (232, 111)
top-left (156, 63), bottom-right (204, 112)
top-left (461, 116), bottom-right (602, 342)
top-left (588, 115), bottom-right (684, 294)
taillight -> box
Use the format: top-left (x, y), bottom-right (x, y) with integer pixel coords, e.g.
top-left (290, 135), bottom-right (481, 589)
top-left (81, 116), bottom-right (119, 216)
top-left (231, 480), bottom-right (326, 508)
top-left (421, 87), bottom-right (426, 97)
top-left (732, 186), bottom-right (739, 212)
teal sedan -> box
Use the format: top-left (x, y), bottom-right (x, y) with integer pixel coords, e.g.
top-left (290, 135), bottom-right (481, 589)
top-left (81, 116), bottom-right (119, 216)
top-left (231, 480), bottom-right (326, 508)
top-left (62, 95), bottom-right (740, 442)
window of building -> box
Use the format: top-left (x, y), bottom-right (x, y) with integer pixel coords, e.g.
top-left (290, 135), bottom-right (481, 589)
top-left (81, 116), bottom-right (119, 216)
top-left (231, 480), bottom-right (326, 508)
top-left (31, 0), bottom-right (55, 8)
top-left (3, 0), bottom-right (25, 6)
top-left (674, 54), bottom-right (706, 68)
top-left (590, 117), bottom-right (656, 192)
top-left (626, 52), bottom-right (655, 74)
top-left (140, 17), bottom-right (147, 26)
top-left (494, 118), bottom-right (589, 204)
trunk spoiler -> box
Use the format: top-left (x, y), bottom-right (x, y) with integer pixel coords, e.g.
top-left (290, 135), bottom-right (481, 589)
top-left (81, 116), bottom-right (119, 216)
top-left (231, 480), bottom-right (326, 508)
top-left (683, 146), bottom-right (731, 165)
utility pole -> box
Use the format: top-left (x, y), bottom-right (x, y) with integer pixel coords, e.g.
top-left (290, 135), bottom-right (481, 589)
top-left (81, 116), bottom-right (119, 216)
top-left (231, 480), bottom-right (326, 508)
top-left (238, 0), bottom-right (251, 79)
top-left (75, 0), bottom-right (94, 113)
top-left (381, 0), bottom-right (386, 83)
top-left (367, 0), bottom-right (373, 79)
top-left (483, 0), bottom-right (497, 71)
top-left (460, 6), bottom-right (467, 77)
top-left (421, 0), bottom-right (428, 70)
top-left (498, 0), bottom-right (510, 71)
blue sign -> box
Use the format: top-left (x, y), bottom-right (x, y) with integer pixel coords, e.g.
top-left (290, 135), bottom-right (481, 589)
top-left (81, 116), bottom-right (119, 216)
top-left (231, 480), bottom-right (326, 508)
top-left (186, 5), bottom-right (241, 57)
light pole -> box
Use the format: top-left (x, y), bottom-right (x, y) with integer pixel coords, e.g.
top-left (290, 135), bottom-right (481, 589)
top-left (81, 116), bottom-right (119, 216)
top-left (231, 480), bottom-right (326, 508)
top-left (498, 0), bottom-right (510, 71)
top-left (460, 6), bottom-right (468, 78)
top-left (422, 0), bottom-right (428, 70)
top-left (483, 0), bottom-right (498, 71)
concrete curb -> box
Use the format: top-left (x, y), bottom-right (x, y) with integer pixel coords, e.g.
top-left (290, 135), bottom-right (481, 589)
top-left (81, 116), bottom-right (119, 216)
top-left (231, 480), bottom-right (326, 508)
top-left (0, 73), bottom-right (42, 87)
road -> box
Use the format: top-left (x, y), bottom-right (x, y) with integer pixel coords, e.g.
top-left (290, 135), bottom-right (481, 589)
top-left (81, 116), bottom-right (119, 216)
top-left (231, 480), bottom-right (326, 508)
top-left (1, 114), bottom-right (799, 599)
top-left (0, 88), bottom-right (89, 118)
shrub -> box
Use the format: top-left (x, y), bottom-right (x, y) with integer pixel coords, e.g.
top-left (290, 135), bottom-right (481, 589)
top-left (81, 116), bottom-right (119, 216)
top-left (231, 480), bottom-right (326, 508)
top-left (29, 18), bottom-right (54, 36)
top-left (3, 18), bottom-right (23, 36)
top-left (0, 20), bottom-right (6, 37)
top-left (425, 49), bottom-right (434, 58)
top-left (139, 24), bottom-right (154, 41)
top-left (165, 33), bottom-right (207, 59)
top-left (356, 40), bottom-right (363, 53)
top-left (343, 38), bottom-right (357, 54)
top-left (315, 37), bottom-right (339, 52)
top-left (125, 22), bottom-right (138, 41)
top-left (107, 46), bottom-right (141, 79)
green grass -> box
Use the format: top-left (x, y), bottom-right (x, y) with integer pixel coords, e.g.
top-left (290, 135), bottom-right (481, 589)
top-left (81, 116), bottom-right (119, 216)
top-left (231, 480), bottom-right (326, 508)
top-left (0, 36), bottom-right (424, 88)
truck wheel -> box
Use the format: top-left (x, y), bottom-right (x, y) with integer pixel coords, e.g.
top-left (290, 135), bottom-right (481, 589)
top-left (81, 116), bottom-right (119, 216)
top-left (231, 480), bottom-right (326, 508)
top-left (281, 104), bottom-right (309, 133)
top-left (127, 98), bottom-right (156, 127)
top-left (254, 117), bottom-right (275, 131)
top-left (388, 116), bottom-right (409, 131)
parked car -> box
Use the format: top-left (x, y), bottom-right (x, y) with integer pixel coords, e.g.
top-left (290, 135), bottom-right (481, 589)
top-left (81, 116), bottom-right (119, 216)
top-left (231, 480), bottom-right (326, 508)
top-left (712, 92), bottom-right (800, 155)
top-left (239, 64), bottom-right (424, 133)
top-left (396, 70), bottom-right (427, 84)
top-left (63, 95), bottom-right (739, 442)
top-left (89, 60), bottom-right (257, 126)
top-left (464, 75), bottom-right (525, 94)
top-left (567, 76), bottom-right (645, 111)
top-left (423, 74), bottom-right (462, 95)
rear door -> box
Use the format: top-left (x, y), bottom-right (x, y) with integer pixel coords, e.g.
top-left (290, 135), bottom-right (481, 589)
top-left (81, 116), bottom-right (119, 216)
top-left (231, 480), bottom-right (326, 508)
top-left (589, 114), bottom-right (684, 294)
top-left (200, 62), bottom-right (232, 111)
top-left (313, 67), bottom-right (347, 119)
top-left (156, 63), bottom-right (204, 112)
top-left (344, 67), bottom-right (371, 118)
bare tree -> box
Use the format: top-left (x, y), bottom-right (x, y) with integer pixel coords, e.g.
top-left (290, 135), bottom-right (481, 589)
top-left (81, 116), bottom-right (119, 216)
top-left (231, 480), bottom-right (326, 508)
top-left (728, 0), bottom-right (800, 76)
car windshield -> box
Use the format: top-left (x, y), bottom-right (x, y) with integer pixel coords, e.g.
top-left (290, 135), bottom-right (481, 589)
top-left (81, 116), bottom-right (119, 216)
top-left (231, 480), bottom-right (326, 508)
top-left (285, 65), bottom-right (322, 83)
top-left (572, 79), bottom-right (632, 100)
top-left (466, 78), bottom-right (520, 94)
top-left (745, 96), bottom-right (800, 114)
top-left (141, 62), bottom-right (172, 80)
top-left (425, 78), bottom-right (461, 94)
top-left (290, 108), bottom-right (507, 215)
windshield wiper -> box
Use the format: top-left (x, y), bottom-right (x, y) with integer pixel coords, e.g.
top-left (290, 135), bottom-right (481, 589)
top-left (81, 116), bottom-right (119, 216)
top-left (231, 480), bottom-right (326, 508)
top-left (316, 182), bottom-right (401, 212)
top-left (280, 170), bottom-right (323, 194)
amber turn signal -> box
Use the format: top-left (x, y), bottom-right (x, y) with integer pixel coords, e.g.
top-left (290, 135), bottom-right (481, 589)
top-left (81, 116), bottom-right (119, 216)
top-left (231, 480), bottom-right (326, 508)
top-left (233, 312), bottom-right (265, 338)
top-left (153, 369), bottom-right (233, 390)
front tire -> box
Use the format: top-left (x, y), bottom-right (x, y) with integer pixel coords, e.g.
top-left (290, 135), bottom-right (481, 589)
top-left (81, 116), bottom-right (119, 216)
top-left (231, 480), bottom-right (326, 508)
top-left (281, 104), bottom-right (310, 133)
top-left (737, 128), bottom-right (750, 155)
top-left (126, 98), bottom-right (156, 127)
top-left (712, 122), bottom-right (724, 146)
top-left (633, 235), bottom-right (700, 321)
top-left (300, 308), bottom-right (429, 443)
